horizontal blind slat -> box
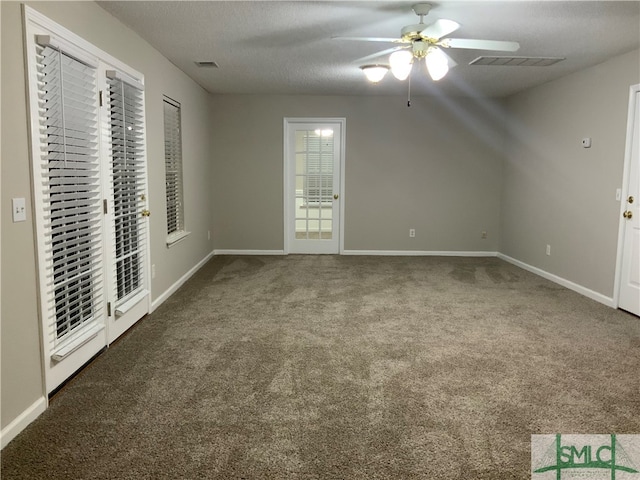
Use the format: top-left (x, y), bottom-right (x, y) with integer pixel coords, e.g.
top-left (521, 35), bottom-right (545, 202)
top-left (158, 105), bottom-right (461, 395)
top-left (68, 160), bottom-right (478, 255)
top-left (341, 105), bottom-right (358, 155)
top-left (37, 41), bottom-right (103, 344)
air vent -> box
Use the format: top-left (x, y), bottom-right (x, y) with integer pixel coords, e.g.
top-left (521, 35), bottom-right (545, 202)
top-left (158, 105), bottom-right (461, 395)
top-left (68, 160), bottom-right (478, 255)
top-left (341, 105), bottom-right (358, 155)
top-left (469, 56), bottom-right (565, 67)
top-left (195, 61), bottom-right (219, 68)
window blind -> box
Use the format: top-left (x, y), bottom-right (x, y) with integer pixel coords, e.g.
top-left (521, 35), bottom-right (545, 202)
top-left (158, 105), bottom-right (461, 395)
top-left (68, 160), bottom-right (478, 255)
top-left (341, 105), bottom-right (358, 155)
top-left (163, 98), bottom-right (184, 237)
top-left (36, 40), bottom-right (104, 345)
top-left (303, 132), bottom-right (333, 204)
top-left (107, 73), bottom-right (147, 304)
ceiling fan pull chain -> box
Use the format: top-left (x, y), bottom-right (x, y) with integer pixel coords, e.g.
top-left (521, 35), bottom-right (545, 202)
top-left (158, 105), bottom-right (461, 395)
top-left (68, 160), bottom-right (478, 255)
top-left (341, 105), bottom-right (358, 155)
top-left (407, 74), bottom-right (411, 107)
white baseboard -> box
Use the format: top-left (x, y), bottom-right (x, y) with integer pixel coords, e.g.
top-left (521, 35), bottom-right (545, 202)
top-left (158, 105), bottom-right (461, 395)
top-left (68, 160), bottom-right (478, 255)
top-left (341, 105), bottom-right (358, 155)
top-left (150, 250), bottom-right (215, 313)
top-left (497, 253), bottom-right (615, 308)
top-left (1, 396), bottom-right (47, 449)
top-left (343, 250), bottom-right (498, 257)
top-left (213, 249), bottom-right (285, 255)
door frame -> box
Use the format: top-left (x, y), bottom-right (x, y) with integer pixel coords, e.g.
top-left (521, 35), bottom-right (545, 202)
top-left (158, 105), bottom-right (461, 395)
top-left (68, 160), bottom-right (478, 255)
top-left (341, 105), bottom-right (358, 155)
top-left (283, 117), bottom-right (346, 254)
top-left (613, 83), bottom-right (640, 309)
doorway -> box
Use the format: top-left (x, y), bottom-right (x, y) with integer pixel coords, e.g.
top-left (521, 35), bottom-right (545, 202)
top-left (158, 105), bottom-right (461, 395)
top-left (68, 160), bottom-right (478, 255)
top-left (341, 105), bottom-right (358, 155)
top-left (284, 118), bottom-right (345, 254)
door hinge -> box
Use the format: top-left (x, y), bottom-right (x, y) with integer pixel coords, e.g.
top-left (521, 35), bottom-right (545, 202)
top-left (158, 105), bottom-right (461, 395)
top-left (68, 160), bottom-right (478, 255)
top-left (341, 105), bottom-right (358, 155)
top-left (99, 90), bottom-right (104, 107)
top-left (103, 199), bottom-right (108, 214)
top-left (107, 302), bottom-right (112, 317)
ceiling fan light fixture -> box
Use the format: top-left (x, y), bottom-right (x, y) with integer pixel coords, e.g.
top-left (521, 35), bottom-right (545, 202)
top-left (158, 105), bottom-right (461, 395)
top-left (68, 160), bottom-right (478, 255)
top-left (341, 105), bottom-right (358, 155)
top-left (425, 47), bottom-right (449, 81)
top-left (361, 64), bottom-right (389, 83)
top-left (389, 50), bottom-right (413, 80)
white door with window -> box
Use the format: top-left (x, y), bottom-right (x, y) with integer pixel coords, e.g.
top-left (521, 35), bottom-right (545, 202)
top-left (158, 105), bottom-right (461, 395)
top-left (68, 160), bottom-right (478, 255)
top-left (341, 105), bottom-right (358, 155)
top-left (103, 71), bottom-right (150, 342)
top-left (618, 89), bottom-right (640, 316)
top-left (284, 119), bottom-right (344, 254)
top-left (25, 8), bottom-right (149, 393)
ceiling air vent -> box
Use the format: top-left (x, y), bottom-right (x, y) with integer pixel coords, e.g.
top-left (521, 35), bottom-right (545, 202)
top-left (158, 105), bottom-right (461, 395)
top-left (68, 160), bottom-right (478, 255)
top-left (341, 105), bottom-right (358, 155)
top-left (469, 56), bottom-right (565, 67)
top-left (195, 61), bottom-right (219, 68)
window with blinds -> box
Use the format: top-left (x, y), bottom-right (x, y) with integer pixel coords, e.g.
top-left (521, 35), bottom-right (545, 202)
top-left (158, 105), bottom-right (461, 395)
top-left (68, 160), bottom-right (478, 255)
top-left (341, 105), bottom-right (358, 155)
top-left (163, 97), bottom-right (186, 243)
top-left (303, 131), bottom-right (334, 205)
top-left (36, 38), bottom-right (104, 344)
top-left (107, 72), bottom-right (147, 304)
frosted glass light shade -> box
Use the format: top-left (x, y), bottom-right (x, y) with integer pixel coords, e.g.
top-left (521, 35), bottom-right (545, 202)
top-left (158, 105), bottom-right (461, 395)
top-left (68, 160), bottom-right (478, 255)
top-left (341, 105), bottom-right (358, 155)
top-left (361, 65), bottom-right (389, 83)
top-left (389, 50), bottom-right (413, 80)
top-left (425, 48), bottom-right (449, 81)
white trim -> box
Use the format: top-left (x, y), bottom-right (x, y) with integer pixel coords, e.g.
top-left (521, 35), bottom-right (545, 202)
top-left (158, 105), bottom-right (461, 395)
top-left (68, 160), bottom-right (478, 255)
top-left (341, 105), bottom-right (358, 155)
top-left (1, 397), bottom-right (47, 450)
top-left (343, 250), bottom-right (498, 257)
top-left (166, 230), bottom-right (191, 248)
top-left (497, 253), bottom-right (615, 308)
top-left (213, 249), bottom-right (285, 255)
top-left (105, 69), bottom-right (144, 92)
top-left (34, 34), bottom-right (97, 68)
top-left (51, 324), bottom-right (105, 362)
top-left (115, 289), bottom-right (149, 317)
top-left (150, 250), bottom-right (215, 312)
top-left (613, 84), bottom-right (640, 309)
top-left (283, 118), bottom-right (290, 255)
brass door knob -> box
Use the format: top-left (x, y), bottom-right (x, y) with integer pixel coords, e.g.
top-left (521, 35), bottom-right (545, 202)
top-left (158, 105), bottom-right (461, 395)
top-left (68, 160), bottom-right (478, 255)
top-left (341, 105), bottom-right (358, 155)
top-left (628, 195), bottom-right (634, 204)
top-left (623, 210), bottom-right (633, 219)
top-left (333, 194), bottom-right (339, 200)
top-left (141, 209), bottom-right (151, 217)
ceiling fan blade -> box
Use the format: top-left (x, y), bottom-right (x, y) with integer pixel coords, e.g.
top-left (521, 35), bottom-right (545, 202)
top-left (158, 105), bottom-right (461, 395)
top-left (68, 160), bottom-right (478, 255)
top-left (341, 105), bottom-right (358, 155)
top-left (441, 38), bottom-right (520, 52)
top-left (332, 36), bottom-right (402, 44)
top-left (439, 48), bottom-right (458, 68)
top-left (353, 46), bottom-right (407, 64)
top-left (419, 19), bottom-right (460, 40)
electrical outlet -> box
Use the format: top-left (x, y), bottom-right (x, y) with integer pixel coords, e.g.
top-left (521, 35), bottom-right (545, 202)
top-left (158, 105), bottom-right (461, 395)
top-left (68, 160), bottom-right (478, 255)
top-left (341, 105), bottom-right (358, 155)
top-left (12, 198), bottom-right (26, 222)
top-left (481, 231), bottom-right (487, 239)
top-left (207, 230), bottom-right (211, 240)
top-left (151, 264), bottom-right (156, 279)
top-left (409, 228), bottom-right (416, 238)
top-left (546, 244), bottom-right (551, 256)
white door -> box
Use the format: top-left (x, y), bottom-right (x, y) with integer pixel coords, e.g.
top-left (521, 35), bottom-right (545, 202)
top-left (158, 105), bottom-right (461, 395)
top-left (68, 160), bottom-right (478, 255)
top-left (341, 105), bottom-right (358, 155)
top-left (285, 119), bottom-right (344, 254)
top-left (27, 36), bottom-right (108, 393)
top-left (103, 71), bottom-right (150, 343)
top-left (619, 91), bottom-right (640, 316)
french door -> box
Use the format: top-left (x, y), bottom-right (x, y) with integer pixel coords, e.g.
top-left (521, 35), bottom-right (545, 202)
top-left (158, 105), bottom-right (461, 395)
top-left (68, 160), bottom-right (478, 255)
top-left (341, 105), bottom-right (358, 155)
top-left (618, 89), bottom-right (640, 316)
top-left (103, 72), bottom-right (150, 342)
top-left (25, 9), bottom-right (149, 393)
top-left (284, 119), bottom-right (344, 254)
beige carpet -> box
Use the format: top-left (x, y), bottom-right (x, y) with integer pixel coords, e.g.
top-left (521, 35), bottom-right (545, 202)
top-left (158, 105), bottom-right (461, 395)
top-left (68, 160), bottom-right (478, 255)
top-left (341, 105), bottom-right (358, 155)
top-left (2, 255), bottom-right (639, 479)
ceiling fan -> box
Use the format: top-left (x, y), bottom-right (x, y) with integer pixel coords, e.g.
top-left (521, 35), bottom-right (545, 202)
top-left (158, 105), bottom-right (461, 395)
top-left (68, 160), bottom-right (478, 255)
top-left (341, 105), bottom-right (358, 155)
top-left (334, 3), bottom-right (520, 83)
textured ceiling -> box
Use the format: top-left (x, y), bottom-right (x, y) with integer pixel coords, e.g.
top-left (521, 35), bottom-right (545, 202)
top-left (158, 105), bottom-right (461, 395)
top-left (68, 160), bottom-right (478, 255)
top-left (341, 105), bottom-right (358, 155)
top-left (98, 1), bottom-right (640, 97)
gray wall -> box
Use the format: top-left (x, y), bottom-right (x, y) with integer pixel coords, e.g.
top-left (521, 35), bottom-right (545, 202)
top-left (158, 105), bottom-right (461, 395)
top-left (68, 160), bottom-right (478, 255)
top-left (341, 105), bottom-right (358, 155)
top-left (501, 49), bottom-right (640, 297)
top-left (211, 95), bottom-right (505, 252)
top-left (1, 1), bottom-right (213, 431)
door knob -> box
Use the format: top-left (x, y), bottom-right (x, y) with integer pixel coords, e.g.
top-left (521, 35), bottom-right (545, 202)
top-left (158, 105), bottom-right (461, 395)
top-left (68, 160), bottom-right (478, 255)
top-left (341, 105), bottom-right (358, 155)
top-left (141, 209), bottom-right (151, 217)
top-left (623, 210), bottom-right (633, 219)
top-left (628, 195), bottom-right (634, 204)
top-left (333, 194), bottom-right (339, 200)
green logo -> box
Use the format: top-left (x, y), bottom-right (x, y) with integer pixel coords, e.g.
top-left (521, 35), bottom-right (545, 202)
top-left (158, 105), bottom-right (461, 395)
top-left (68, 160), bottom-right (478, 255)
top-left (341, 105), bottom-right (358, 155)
top-left (532, 434), bottom-right (639, 479)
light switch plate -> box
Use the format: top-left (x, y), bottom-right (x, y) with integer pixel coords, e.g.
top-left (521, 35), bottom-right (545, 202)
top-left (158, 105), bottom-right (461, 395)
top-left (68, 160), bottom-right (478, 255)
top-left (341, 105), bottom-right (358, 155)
top-left (582, 137), bottom-right (592, 148)
top-left (12, 198), bottom-right (26, 222)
